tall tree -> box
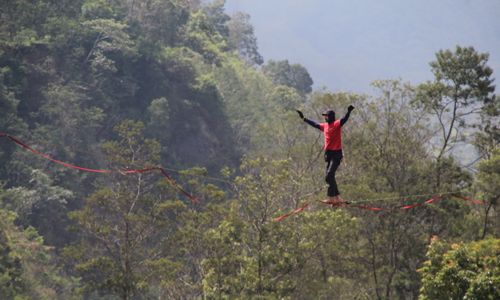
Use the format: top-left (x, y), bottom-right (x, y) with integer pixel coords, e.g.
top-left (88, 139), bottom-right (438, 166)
top-left (64, 121), bottom-right (186, 299)
top-left (227, 12), bottom-right (263, 65)
top-left (415, 46), bottom-right (495, 188)
top-left (342, 81), bottom-right (433, 299)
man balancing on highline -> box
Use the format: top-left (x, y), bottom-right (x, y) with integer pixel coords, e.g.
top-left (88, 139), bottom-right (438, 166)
top-left (296, 105), bottom-right (354, 204)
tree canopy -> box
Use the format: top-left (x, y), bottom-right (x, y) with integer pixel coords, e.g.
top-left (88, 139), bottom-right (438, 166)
top-left (0, 1), bottom-right (498, 299)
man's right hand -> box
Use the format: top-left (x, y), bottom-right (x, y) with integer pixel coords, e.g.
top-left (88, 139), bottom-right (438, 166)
top-left (296, 110), bottom-right (304, 119)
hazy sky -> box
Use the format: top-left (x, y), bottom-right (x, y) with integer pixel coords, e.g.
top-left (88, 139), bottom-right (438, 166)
top-left (225, 0), bottom-right (500, 93)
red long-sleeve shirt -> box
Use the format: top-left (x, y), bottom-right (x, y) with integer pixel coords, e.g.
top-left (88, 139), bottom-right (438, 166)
top-left (319, 120), bottom-right (342, 150)
top-left (303, 110), bottom-right (351, 151)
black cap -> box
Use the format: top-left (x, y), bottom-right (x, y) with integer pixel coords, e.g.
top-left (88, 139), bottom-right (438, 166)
top-left (321, 109), bottom-right (335, 116)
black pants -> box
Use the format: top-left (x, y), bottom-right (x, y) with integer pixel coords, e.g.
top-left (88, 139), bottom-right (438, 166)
top-left (324, 150), bottom-right (343, 197)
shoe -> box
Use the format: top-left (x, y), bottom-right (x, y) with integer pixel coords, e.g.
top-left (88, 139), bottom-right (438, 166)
top-left (325, 196), bottom-right (351, 205)
top-left (335, 196), bottom-right (351, 204)
top-left (322, 196), bottom-right (343, 206)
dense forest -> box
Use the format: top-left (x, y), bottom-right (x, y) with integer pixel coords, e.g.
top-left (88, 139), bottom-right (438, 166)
top-left (0, 0), bottom-right (499, 299)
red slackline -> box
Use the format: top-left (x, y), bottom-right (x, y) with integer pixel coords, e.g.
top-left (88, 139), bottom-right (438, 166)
top-left (273, 203), bottom-right (309, 222)
top-left (0, 132), bottom-right (198, 204)
top-left (273, 194), bottom-right (485, 222)
top-left (1, 132), bottom-right (486, 214)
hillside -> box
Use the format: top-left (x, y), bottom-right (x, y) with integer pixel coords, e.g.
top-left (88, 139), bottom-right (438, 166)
top-left (0, 1), bottom-right (498, 299)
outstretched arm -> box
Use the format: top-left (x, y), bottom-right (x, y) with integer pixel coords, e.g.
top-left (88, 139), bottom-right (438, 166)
top-left (297, 110), bottom-right (321, 130)
top-left (340, 105), bottom-right (355, 126)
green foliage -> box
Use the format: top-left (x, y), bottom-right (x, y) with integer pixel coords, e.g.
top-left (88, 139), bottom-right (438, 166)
top-left (0, 67), bottom-right (28, 180)
top-left (268, 85), bottom-right (303, 111)
top-left (81, 0), bottom-right (117, 20)
top-left (0, 206), bottom-right (80, 299)
top-left (419, 237), bottom-right (500, 300)
top-left (292, 210), bottom-right (364, 299)
top-left (263, 59), bottom-right (314, 94)
top-left (227, 12), bottom-right (263, 65)
top-left (212, 56), bottom-right (275, 149)
top-left (202, 0), bottom-right (230, 39)
top-left (477, 149), bottom-right (500, 205)
top-left (39, 83), bottom-right (105, 144)
top-left (147, 97), bottom-right (171, 141)
top-left (430, 46), bottom-right (494, 102)
top-left (476, 149), bottom-right (500, 237)
top-left (65, 121), bottom-right (184, 298)
top-left (349, 80), bottom-right (431, 195)
top-left (127, 0), bottom-right (191, 47)
top-left (183, 10), bottom-right (228, 65)
top-left (414, 46), bottom-right (496, 165)
top-left (1, 170), bottom-right (74, 247)
top-left (0, 1), bottom-right (498, 298)
top-left (83, 18), bottom-right (137, 81)
top-left (0, 209), bottom-right (23, 299)
top-left (201, 157), bottom-right (362, 298)
top-left (474, 92), bottom-right (499, 159)
top-left (101, 120), bottom-right (160, 169)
